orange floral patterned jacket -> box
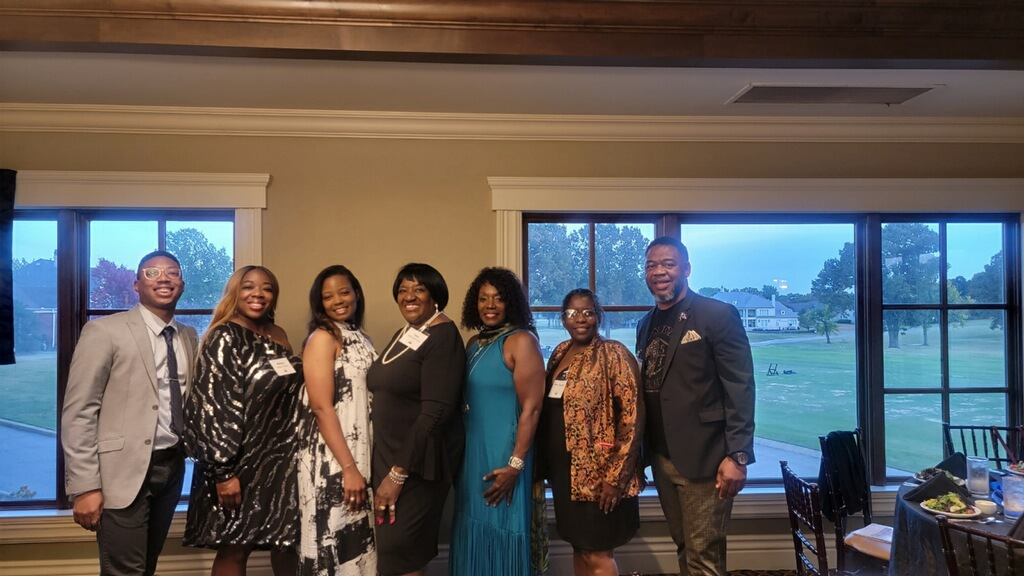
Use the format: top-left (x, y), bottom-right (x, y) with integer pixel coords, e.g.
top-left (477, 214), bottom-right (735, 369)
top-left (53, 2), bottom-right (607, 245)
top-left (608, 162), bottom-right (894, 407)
top-left (546, 336), bottom-right (644, 501)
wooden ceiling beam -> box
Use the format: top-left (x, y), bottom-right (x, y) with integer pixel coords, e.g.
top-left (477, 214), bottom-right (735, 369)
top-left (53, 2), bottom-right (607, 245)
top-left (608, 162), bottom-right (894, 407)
top-left (1, 0), bottom-right (1022, 68)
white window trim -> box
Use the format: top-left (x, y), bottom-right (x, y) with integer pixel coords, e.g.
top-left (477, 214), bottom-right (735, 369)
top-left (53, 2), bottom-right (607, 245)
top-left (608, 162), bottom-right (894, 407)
top-left (490, 176), bottom-right (1024, 273)
top-left (14, 170), bottom-right (268, 266)
top-left (0, 170), bottom-right (267, 543)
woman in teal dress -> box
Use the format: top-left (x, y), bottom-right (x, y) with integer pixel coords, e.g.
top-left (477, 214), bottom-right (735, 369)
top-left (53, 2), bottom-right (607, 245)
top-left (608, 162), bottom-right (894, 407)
top-left (449, 267), bottom-right (546, 576)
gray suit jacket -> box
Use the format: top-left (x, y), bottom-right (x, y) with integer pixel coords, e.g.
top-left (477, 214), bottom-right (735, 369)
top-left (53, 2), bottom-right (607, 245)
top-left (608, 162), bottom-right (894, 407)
top-left (61, 305), bottom-right (198, 509)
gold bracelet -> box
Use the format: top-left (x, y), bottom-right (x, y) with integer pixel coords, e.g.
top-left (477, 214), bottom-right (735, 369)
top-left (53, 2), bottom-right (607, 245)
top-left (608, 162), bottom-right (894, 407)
top-left (508, 456), bottom-right (525, 471)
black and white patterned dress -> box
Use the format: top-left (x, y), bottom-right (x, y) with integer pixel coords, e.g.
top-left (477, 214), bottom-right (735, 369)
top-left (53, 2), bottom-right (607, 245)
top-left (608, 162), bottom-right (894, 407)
top-left (297, 323), bottom-right (377, 575)
top-left (183, 321), bottom-right (303, 550)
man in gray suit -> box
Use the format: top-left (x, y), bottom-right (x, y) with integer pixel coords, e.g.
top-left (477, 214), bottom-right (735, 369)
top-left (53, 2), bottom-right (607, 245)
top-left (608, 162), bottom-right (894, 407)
top-left (62, 250), bottom-right (198, 576)
top-left (635, 237), bottom-right (756, 576)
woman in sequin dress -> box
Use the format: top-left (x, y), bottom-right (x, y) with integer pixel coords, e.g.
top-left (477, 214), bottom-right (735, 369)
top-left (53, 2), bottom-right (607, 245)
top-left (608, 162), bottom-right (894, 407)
top-left (184, 266), bottom-right (303, 576)
top-left (297, 265), bottom-right (377, 575)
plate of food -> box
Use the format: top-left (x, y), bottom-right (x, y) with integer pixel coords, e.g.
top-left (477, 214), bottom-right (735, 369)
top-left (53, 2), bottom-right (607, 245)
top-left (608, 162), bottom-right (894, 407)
top-left (920, 493), bottom-right (980, 518)
top-left (1007, 462), bottom-right (1024, 476)
top-left (914, 467), bottom-right (966, 486)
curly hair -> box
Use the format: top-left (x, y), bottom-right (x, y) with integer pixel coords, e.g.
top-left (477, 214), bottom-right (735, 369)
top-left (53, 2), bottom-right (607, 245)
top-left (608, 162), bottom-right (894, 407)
top-left (306, 264), bottom-right (366, 344)
top-left (461, 267), bottom-right (535, 331)
top-left (561, 288), bottom-right (605, 328)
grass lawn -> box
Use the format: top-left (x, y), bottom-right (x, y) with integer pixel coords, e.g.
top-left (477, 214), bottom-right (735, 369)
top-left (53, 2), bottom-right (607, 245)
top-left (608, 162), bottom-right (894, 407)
top-left (0, 352), bottom-right (57, 430)
top-left (0, 319), bottom-right (1009, 477)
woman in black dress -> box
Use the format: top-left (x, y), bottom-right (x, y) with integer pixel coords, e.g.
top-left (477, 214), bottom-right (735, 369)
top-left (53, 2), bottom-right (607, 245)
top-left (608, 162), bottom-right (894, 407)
top-left (537, 289), bottom-right (643, 576)
top-left (366, 263), bottom-right (466, 576)
top-left (184, 266), bottom-right (302, 576)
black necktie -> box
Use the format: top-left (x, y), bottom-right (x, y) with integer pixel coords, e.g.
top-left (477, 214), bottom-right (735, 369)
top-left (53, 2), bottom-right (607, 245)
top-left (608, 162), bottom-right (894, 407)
top-left (161, 326), bottom-right (183, 436)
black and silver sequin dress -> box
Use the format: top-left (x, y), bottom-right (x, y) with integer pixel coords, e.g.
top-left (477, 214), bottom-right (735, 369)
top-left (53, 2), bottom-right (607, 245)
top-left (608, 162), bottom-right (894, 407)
top-left (297, 323), bottom-right (377, 575)
top-left (183, 321), bottom-right (303, 550)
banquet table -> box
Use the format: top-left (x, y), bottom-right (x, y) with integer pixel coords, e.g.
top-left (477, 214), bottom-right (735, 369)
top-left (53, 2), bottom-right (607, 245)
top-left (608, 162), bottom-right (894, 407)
top-left (889, 476), bottom-right (1014, 576)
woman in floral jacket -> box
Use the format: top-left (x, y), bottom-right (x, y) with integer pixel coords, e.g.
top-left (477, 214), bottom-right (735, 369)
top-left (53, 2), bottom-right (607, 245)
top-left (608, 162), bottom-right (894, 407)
top-left (536, 288), bottom-right (644, 576)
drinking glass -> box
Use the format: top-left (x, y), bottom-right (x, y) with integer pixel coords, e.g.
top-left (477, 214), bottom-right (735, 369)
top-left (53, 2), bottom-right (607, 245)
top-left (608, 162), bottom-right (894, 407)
top-left (966, 456), bottom-right (990, 496)
top-left (1003, 474), bottom-right (1024, 519)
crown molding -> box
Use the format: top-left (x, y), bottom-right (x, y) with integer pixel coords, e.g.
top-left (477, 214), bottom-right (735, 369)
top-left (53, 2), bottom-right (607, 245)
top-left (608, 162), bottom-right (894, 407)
top-left (3, 103), bottom-right (1023, 143)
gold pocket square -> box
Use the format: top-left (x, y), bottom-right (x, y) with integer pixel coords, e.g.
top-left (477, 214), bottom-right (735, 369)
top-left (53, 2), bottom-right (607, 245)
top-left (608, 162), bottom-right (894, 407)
top-left (681, 330), bottom-right (702, 344)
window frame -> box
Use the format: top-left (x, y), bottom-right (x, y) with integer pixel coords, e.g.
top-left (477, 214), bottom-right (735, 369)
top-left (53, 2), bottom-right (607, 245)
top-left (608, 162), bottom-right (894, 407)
top-left (497, 177), bottom-right (1024, 485)
top-left (3, 171), bottom-right (267, 511)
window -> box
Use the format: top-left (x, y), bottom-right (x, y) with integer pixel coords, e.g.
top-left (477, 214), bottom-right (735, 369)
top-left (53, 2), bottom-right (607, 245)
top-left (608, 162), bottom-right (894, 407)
top-left (526, 218), bottom-right (656, 362)
top-left (1, 211), bottom-right (234, 506)
top-left (879, 219), bottom-right (1017, 476)
top-left (497, 177), bottom-right (1022, 486)
top-left (0, 171), bottom-right (267, 509)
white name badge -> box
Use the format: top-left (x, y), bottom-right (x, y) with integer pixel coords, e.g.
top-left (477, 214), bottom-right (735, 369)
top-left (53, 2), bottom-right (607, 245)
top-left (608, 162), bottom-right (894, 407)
top-left (399, 328), bottom-right (428, 350)
top-left (269, 357), bottom-right (296, 376)
top-left (548, 378), bottom-right (567, 399)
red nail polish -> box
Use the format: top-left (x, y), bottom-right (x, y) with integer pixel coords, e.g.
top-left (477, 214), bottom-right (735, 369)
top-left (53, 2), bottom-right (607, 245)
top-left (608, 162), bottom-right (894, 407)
top-left (390, 517), bottom-right (395, 525)
top-left (376, 518), bottom-right (383, 526)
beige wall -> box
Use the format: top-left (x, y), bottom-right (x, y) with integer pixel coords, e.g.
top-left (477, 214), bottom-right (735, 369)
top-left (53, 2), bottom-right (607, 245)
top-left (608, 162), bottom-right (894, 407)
top-left (5, 133), bottom-right (1024, 347)
top-left (2, 130), bottom-right (1023, 573)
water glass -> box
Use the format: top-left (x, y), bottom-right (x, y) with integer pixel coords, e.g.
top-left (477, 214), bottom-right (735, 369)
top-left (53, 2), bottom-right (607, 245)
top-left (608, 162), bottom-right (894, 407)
top-left (1003, 474), bottom-right (1024, 519)
top-left (966, 456), bottom-right (990, 496)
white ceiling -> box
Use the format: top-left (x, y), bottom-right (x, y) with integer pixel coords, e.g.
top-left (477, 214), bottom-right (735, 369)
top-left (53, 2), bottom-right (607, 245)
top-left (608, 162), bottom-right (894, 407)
top-left (2, 51), bottom-right (1023, 118)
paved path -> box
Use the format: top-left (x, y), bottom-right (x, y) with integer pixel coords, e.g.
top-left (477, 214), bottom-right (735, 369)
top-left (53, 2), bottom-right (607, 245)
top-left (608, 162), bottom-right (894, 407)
top-left (0, 419), bottom-right (57, 500)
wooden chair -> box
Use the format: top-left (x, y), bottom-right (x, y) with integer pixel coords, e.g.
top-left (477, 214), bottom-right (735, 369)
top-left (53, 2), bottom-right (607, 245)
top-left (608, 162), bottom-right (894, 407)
top-left (818, 429), bottom-right (890, 572)
top-left (942, 423), bottom-right (1024, 471)
top-left (782, 460), bottom-right (842, 575)
top-left (937, 514), bottom-right (1024, 576)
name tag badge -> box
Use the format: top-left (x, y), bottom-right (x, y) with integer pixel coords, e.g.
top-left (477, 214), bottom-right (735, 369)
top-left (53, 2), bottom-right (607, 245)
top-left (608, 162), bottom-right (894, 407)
top-left (269, 357), bottom-right (296, 376)
top-left (399, 328), bottom-right (428, 350)
top-left (548, 378), bottom-right (567, 399)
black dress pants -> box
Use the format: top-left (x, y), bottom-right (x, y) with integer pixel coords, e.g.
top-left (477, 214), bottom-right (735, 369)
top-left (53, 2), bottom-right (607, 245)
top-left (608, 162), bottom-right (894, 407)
top-left (96, 447), bottom-right (185, 576)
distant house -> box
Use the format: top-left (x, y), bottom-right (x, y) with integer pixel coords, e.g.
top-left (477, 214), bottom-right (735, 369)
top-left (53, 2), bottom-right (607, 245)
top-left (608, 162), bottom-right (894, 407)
top-left (712, 291), bottom-right (800, 331)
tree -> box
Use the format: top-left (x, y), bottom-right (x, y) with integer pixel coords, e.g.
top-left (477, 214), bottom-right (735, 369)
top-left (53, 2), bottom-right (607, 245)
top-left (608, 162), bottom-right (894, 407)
top-left (812, 241), bottom-right (855, 313)
top-left (967, 250), bottom-right (1004, 330)
top-left (592, 224), bottom-right (650, 334)
top-left (800, 305), bottom-right (840, 344)
top-left (881, 223), bottom-right (940, 348)
top-left (761, 284), bottom-right (779, 300)
top-left (527, 224), bottom-right (584, 312)
top-left (167, 227), bottom-right (235, 309)
top-left (698, 286), bottom-right (721, 298)
top-left (13, 299), bottom-right (46, 352)
top-left (90, 258), bottom-right (138, 309)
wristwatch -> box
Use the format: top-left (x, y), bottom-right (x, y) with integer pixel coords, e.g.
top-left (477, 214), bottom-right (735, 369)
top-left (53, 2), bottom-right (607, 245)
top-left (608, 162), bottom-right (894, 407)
top-left (729, 451), bottom-right (750, 466)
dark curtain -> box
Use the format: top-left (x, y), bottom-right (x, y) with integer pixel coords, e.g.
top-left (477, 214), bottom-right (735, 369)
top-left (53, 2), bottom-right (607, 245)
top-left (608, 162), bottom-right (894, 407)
top-left (0, 169), bottom-right (15, 365)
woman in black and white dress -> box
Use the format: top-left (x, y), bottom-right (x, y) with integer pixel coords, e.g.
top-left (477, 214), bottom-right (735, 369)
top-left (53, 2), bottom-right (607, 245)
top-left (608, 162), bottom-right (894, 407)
top-left (297, 265), bottom-right (377, 575)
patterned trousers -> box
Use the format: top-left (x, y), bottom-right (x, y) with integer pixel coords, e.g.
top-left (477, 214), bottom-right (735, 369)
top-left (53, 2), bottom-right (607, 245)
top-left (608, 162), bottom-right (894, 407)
top-left (651, 452), bottom-right (733, 576)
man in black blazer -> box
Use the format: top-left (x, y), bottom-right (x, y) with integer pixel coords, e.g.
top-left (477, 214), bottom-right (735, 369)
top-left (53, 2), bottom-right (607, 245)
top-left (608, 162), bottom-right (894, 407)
top-left (635, 236), bottom-right (755, 576)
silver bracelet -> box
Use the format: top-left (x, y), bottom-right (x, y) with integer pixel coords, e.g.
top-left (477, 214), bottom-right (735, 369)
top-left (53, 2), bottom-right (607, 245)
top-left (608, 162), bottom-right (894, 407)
top-left (508, 455), bottom-right (525, 471)
top-left (388, 467), bottom-right (409, 485)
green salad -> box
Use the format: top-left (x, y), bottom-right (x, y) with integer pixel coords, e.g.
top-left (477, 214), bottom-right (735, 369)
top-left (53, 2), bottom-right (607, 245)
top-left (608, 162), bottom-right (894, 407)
top-left (922, 492), bottom-right (969, 514)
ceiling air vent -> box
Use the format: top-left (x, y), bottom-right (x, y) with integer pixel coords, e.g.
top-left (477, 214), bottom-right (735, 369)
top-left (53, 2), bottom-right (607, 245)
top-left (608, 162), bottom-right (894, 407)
top-left (730, 85), bottom-right (934, 105)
